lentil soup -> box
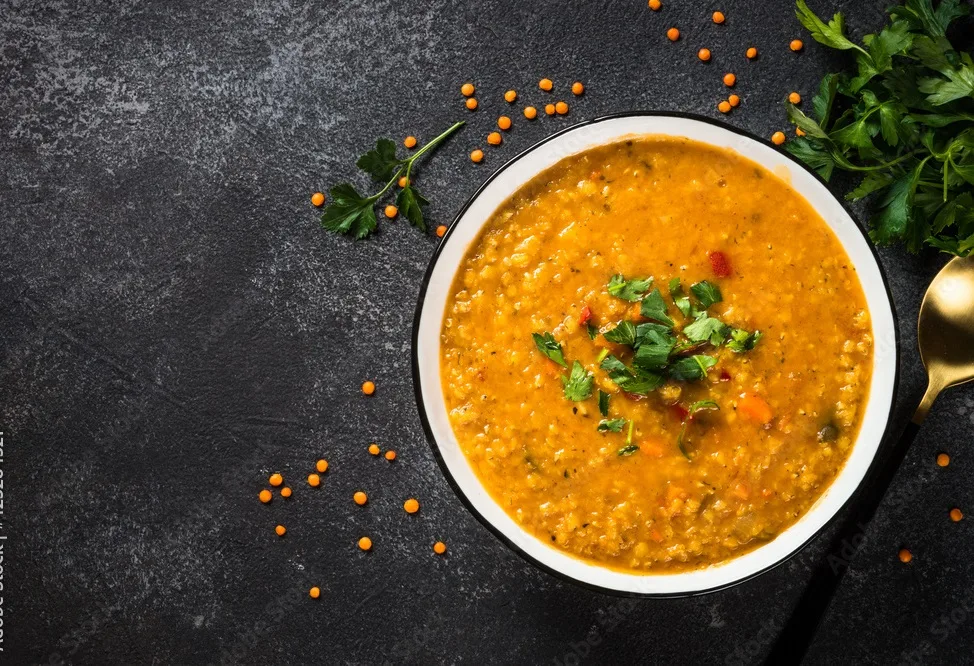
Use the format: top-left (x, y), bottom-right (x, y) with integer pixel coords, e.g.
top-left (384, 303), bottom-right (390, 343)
top-left (440, 136), bottom-right (873, 573)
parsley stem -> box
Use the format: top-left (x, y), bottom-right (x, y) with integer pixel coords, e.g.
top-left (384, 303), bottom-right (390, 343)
top-left (369, 120), bottom-right (465, 202)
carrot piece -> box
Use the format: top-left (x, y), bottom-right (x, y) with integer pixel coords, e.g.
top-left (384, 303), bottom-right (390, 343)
top-left (739, 394), bottom-right (773, 425)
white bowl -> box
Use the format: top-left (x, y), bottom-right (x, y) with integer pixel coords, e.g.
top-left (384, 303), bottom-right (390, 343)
top-left (412, 113), bottom-right (898, 596)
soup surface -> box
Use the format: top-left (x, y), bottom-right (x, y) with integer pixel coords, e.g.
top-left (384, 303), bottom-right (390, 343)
top-left (440, 136), bottom-right (873, 572)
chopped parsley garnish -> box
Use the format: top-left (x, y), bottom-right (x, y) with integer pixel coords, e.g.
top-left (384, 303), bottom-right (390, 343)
top-left (683, 315), bottom-right (730, 345)
top-left (532, 332), bottom-right (567, 367)
top-left (690, 281), bottom-right (723, 309)
top-left (668, 354), bottom-right (719, 381)
top-left (639, 288), bottom-right (675, 327)
top-left (321, 121), bottom-right (464, 238)
top-left (598, 418), bottom-right (626, 432)
top-left (727, 328), bottom-right (763, 353)
top-left (600, 355), bottom-right (666, 394)
top-left (607, 274), bottom-right (653, 301)
top-left (617, 444), bottom-right (640, 456)
top-left (586, 323), bottom-right (599, 340)
top-left (598, 390), bottom-right (610, 417)
top-left (669, 277), bottom-right (692, 318)
top-left (603, 321), bottom-right (637, 345)
top-left (562, 360), bottom-right (594, 401)
top-left (633, 328), bottom-right (676, 371)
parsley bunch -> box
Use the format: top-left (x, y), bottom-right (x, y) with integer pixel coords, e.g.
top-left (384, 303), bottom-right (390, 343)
top-left (321, 121), bottom-right (464, 238)
top-left (786, 0), bottom-right (974, 255)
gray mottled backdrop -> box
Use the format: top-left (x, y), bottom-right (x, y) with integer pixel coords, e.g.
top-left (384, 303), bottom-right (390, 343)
top-left (2, 0), bottom-right (973, 664)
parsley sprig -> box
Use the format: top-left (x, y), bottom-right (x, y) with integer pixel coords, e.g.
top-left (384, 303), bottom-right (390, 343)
top-left (786, 0), bottom-right (974, 255)
top-left (321, 121), bottom-right (464, 238)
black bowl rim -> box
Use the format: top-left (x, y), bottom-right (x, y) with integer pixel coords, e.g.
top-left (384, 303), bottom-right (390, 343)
top-left (410, 110), bottom-right (901, 598)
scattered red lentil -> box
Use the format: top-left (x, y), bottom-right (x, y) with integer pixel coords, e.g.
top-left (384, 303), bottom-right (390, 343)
top-left (898, 548), bottom-right (913, 563)
top-left (358, 536), bottom-right (373, 551)
top-left (723, 72), bottom-right (736, 87)
top-left (796, 127), bottom-right (806, 136)
top-left (436, 225), bottom-right (447, 238)
top-left (667, 27), bottom-right (680, 41)
top-left (712, 11), bottom-right (725, 24)
top-left (544, 103), bottom-right (556, 116)
top-left (772, 131), bottom-right (786, 145)
top-left (571, 81), bottom-right (585, 96)
top-left (404, 498), bottom-right (420, 514)
top-left (504, 90), bottom-right (517, 103)
top-left (259, 489), bottom-right (272, 504)
top-left (465, 97), bottom-right (478, 111)
top-left (311, 192), bottom-right (325, 207)
top-left (718, 100), bottom-right (731, 114)
top-left (470, 149), bottom-right (484, 163)
top-left (648, 0), bottom-right (661, 9)
top-left (362, 380), bottom-right (375, 395)
top-left (316, 459), bottom-right (329, 474)
top-left (433, 541), bottom-right (447, 555)
top-left (790, 39), bottom-right (804, 52)
top-left (497, 115), bottom-right (512, 131)
top-left (789, 91), bottom-right (801, 104)
top-left (461, 82), bottom-right (475, 97)
top-left (523, 106), bottom-right (538, 120)
top-left (275, 525), bottom-right (286, 537)
top-left (487, 131), bottom-right (502, 146)
top-left (368, 443), bottom-right (381, 456)
top-left (951, 508), bottom-right (964, 522)
top-left (398, 176), bottom-right (410, 187)
top-left (539, 78), bottom-right (553, 91)
top-left (269, 473), bottom-right (283, 487)
top-left (555, 101), bottom-right (569, 115)
top-left (353, 491), bottom-right (368, 506)
top-left (280, 487), bottom-right (292, 498)
top-left (403, 136), bottom-right (417, 149)
top-left (728, 94), bottom-right (740, 107)
top-left (746, 46), bottom-right (758, 59)
top-left (384, 450), bottom-right (397, 461)
top-left (698, 48), bottom-right (712, 62)
top-left (307, 473), bottom-right (321, 487)
top-left (309, 587), bottom-right (321, 599)
top-left (937, 453), bottom-right (950, 467)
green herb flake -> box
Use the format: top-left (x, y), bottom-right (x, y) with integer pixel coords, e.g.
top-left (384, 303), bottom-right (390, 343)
top-left (598, 418), bottom-right (626, 433)
top-left (690, 281), bottom-right (723, 309)
top-left (562, 360), bottom-right (594, 401)
top-left (669, 277), bottom-right (692, 318)
top-left (617, 443), bottom-right (640, 457)
top-left (603, 321), bottom-right (637, 345)
top-left (727, 328), bottom-right (763, 353)
top-left (598, 390), bottom-right (610, 417)
top-left (639, 288), bottom-right (674, 327)
top-left (607, 274), bottom-right (653, 301)
top-left (532, 332), bottom-right (567, 367)
top-left (682, 315), bottom-right (730, 345)
top-left (668, 355), bottom-right (719, 381)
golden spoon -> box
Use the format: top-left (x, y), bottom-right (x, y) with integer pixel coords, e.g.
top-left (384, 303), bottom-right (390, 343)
top-left (767, 255), bottom-right (974, 663)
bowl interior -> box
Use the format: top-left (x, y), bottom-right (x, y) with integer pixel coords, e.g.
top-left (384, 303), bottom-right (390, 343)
top-left (413, 114), bottom-right (896, 595)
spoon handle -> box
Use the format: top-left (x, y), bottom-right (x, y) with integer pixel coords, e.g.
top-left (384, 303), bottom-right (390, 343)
top-left (763, 418), bottom-right (923, 664)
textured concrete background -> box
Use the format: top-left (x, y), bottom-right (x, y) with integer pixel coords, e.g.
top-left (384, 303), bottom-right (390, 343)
top-left (2, 0), bottom-right (973, 663)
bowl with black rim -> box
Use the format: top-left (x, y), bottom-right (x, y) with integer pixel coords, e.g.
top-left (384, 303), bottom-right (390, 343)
top-left (412, 112), bottom-right (898, 596)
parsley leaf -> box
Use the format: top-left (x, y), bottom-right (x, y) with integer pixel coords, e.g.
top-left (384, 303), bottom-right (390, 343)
top-left (603, 321), bottom-right (637, 345)
top-left (669, 277), bottom-right (692, 317)
top-left (562, 361), bottom-right (594, 401)
top-left (598, 418), bottom-right (626, 433)
top-left (617, 443), bottom-right (640, 457)
top-left (598, 390), bottom-right (610, 417)
top-left (586, 323), bottom-right (599, 340)
top-left (600, 355), bottom-right (665, 395)
top-left (320, 184), bottom-right (379, 239)
top-left (633, 328), bottom-right (675, 371)
top-left (683, 315), bottom-right (730, 345)
top-left (639, 288), bottom-right (674, 326)
top-left (356, 139), bottom-right (401, 182)
top-left (396, 186), bottom-right (430, 231)
top-left (668, 355), bottom-right (718, 381)
top-left (635, 322), bottom-right (672, 348)
top-left (796, 0), bottom-right (868, 55)
top-left (607, 274), bottom-right (653, 301)
top-left (727, 328), bottom-right (763, 353)
top-left (532, 332), bottom-right (567, 367)
top-left (690, 281), bottom-right (723, 309)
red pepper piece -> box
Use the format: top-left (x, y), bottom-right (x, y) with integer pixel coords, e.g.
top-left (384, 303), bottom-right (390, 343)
top-left (709, 251), bottom-right (732, 277)
top-left (579, 305), bottom-right (593, 325)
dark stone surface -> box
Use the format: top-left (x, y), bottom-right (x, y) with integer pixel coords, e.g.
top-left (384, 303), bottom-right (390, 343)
top-left (2, 0), bottom-right (972, 664)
